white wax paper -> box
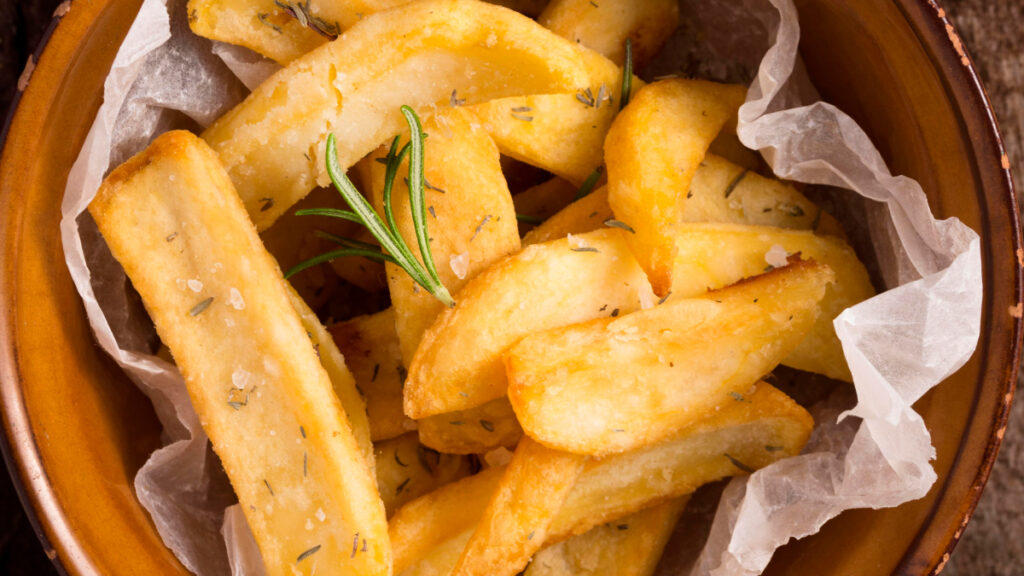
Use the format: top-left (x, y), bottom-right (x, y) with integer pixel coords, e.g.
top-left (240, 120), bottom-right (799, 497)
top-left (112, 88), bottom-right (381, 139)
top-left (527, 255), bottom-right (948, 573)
top-left (58, 0), bottom-right (983, 575)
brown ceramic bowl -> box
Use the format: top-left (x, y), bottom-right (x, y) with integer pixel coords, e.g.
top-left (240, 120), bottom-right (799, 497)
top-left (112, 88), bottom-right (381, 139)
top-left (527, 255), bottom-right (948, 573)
top-left (0, 0), bottom-right (1020, 574)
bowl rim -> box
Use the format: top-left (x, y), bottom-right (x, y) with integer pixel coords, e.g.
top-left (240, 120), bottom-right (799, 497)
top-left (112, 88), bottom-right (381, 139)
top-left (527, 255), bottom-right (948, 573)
top-left (0, 1), bottom-right (1020, 575)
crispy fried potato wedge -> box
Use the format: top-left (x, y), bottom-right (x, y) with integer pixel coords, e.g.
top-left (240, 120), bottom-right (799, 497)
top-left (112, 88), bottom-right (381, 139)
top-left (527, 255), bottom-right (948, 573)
top-left (203, 0), bottom-right (591, 230)
top-left (391, 383), bottom-right (811, 574)
top-left (329, 308), bottom-right (409, 442)
top-left (520, 155), bottom-right (845, 248)
top-left (508, 260), bottom-right (833, 455)
top-left (671, 223), bottom-right (874, 381)
top-left (418, 397), bottom-right (523, 454)
top-left (606, 79), bottom-right (746, 294)
top-left (89, 131), bottom-right (388, 576)
top-left (187, 0), bottom-right (408, 65)
top-left (471, 48), bottom-right (639, 185)
top-left (539, 0), bottom-right (679, 67)
top-left (522, 186), bottom-right (613, 246)
top-left (374, 433), bottom-right (475, 517)
top-left (454, 439), bottom-right (586, 576)
top-left (550, 383), bottom-right (812, 538)
top-left (526, 497), bottom-right (688, 576)
top-left (370, 107), bottom-right (521, 366)
top-left (285, 283), bottom-right (374, 470)
top-left (401, 529), bottom-right (476, 576)
top-left (189, 0), bottom-right (550, 66)
top-left (683, 154), bottom-right (845, 237)
top-left (390, 466), bottom-right (507, 574)
top-left (513, 177), bottom-right (579, 227)
top-left (404, 228), bottom-right (656, 418)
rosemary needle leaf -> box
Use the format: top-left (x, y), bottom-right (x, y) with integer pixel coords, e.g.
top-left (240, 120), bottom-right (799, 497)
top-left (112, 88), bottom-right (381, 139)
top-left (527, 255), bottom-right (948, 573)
top-left (294, 207), bottom-right (364, 223)
top-left (401, 105), bottom-right (454, 307)
top-left (314, 231), bottom-right (386, 253)
top-left (621, 38), bottom-right (633, 111)
top-left (574, 166), bottom-right (603, 200)
top-left (516, 213), bottom-right (545, 225)
top-left (285, 248), bottom-right (395, 278)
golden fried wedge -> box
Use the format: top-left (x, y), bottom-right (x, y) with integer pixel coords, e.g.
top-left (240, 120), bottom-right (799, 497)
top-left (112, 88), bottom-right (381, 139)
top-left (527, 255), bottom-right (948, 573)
top-left (707, 116), bottom-right (762, 172)
top-left (203, 0), bottom-right (591, 230)
top-left (391, 383), bottom-right (811, 574)
top-left (187, 0), bottom-right (408, 65)
top-left (374, 433), bottom-right (475, 517)
top-left (525, 497), bottom-right (688, 576)
top-left (404, 228), bottom-right (656, 418)
top-left (605, 79), bottom-right (746, 294)
top-left (285, 283), bottom-right (374, 470)
top-left (670, 223), bottom-right (875, 381)
top-left (520, 155), bottom-right (846, 248)
top-left (370, 107), bottom-right (521, 366)
top-left (471, 48), bottom-right (640, 185)
top-left (683, 154), bottom-right (845, 237)
top-left (539, 0), bottom-right (679, 67)
top-left (390, 466), bottom-right (507, 574)
top-left (418, 397), bottom-right (523, 454)
top-left (549, 383), bottom-right (812, 537)
top-left (454, 439), bottom-right (586, 576)
top-left (89, 131), bottom-right (388, 576)
top-left (507, 260), bottom-right (833, 455)
top-left (329, 308), bottom-right (409, 442)
top-left (522, 186), bottom-right (613, 246)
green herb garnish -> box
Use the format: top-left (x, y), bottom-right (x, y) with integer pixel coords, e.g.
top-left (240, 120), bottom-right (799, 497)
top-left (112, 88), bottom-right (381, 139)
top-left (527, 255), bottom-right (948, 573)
top-left (516, 213), bottom-right (545, 225)
top-left (297, 545), bottom-right (321, 563)
top-left (574, 166), bottom-right (603, 200)
top-left (189, 297), bottom-right (214, 317)
top-left (274, 0), bottom-right (339, 38)
top-left (603, 219), bottom-right (634, 233)
top-left (724, 169), bottom-right (749, 198)
top-left (724, 453), bottom-right (755, 474)
top-left (620, 38), bottom-right (633, 110)
top-left (288, 106), bottom-right (454, 308)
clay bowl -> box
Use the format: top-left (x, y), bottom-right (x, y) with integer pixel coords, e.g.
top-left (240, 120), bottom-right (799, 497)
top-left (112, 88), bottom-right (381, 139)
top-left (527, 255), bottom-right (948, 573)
top-left (0, 0), bottom-right (1020, 574)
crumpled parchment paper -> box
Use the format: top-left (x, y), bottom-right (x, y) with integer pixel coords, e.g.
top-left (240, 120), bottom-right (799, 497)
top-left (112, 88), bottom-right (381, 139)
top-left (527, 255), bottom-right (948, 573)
top-left (58, 0), bottom-right (982, 574)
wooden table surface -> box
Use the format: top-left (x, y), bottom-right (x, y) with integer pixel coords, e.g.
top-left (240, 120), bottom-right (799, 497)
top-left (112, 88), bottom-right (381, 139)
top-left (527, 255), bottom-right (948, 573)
top-left (0, 0), bottom-right (1020, 574)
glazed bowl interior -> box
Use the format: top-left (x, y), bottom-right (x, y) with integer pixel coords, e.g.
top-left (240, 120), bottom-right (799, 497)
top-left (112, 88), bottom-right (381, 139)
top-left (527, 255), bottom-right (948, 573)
top-left (0, 0), bottom-right (1018, 575)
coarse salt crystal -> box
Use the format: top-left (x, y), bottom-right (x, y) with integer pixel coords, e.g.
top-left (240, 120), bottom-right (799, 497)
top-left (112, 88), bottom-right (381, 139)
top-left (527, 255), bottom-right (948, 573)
top-left (231, 368), bottom-right (250, 390)
top-left (229, 287), bottom-right (245, 310)
top-left (316, 508), bottom-right (326, 522)
top-left (765, 244), bottom-right (789, 268)
top-left (449, 252), bottom-right (470, 280)
top-left (186, 279), bottom-right (203, 292)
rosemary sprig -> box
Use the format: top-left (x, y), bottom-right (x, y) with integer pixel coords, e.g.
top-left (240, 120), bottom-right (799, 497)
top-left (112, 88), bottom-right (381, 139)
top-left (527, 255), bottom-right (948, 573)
top-left (620, 37), bottom-right (633, 111)
top-left (274, 0), bottom-right (340, 39)
top-left (287, 106), bottom-right (454, 308)
top-left (574, 166), bottom-right (603, 200)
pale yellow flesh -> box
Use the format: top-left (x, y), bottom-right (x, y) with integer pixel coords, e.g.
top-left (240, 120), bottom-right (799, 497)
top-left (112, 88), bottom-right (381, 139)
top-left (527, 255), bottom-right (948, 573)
top-left (329, 308), bottom-right (409, 442)
top-left (538, 0), bottom-right (679, 67)
top-left (370, 107), bottom-right (521, 366)
top-left (373, 432), bottom-right (474, 517)
top-left (88, 131), bottom-right (388, 576)
top-left (453, 439), bottom-right (586, 576)
top-left (418, 397), bottom-right (524, 454)
top-left (404, 228), bottom-right (656, 418)
top-left (507, 261), bottom-right (833, 455)
top-left (391, 384), bottom-right (812, 574)
top-left (202, 0), bottom-right (591, 230)
top-left (471, 48), bottom-right (639, 185)
top-left (605, 79), bottom-right (747, 294)
top-left (525, 497), bottom-right (689, 576)
top-left (670, 223), bottom-right (875, 381)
